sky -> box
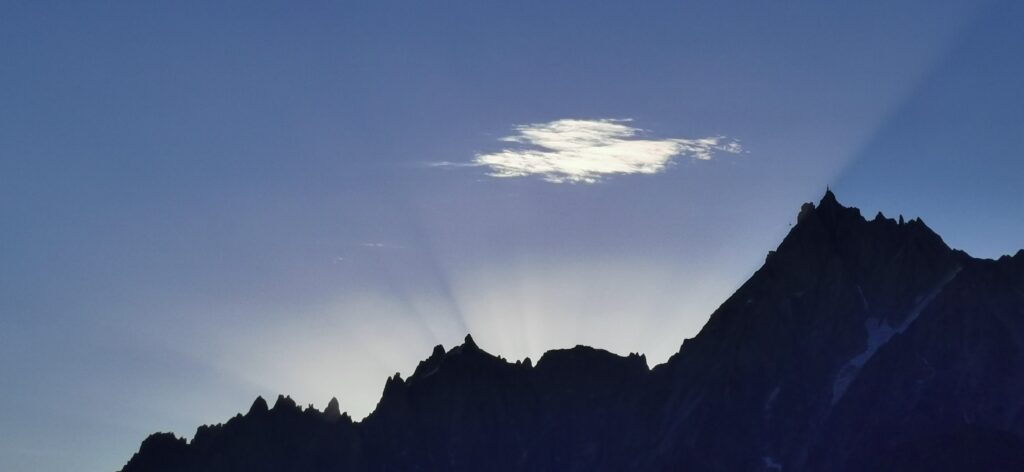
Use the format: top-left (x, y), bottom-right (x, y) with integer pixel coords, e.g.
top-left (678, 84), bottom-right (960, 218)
top-left (1, 1), bottom-right (1023, 471)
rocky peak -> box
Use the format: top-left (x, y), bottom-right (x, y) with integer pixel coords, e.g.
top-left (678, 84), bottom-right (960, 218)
top-left (461, 334), bottom-right (479, 351)
top-left (819, 187), bottom-right (840, 209)
top-left (247, 396), bottom-right (269, 415)
top-left (120, 433), bottom-right (189, 472)
top-left (272, 395), bottom-right (299, 413)
top-left (324, 397), bottom-right (342, 419)
top-left (411, 344), bottom-right (448, 378)
top-left (535, 345), bottom-right (648, 374)
top-left (776, 191), bottom-right (955, 273)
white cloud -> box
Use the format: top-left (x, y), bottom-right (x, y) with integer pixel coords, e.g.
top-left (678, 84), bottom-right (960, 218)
top-left (453, 119), bottom-right (742, 183)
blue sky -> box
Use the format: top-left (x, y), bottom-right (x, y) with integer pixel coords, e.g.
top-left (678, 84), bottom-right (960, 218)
top-left (2, 1), bottom-right (1023, 470)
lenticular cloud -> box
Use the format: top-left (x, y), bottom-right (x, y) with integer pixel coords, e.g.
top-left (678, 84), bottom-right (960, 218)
top-left (470, 119), bottom-right (742, 183)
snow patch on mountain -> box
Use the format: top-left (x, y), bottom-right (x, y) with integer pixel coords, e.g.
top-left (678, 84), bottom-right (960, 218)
top-left (831, 268), bottom-right (962, 404)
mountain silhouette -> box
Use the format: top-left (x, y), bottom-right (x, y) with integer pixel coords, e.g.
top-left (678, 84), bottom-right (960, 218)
top-left (120, 192), bottom-right (1024, 472)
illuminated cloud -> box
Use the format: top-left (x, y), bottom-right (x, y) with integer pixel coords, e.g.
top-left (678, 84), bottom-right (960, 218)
top-left (458, 119), bottom-right (742, 183)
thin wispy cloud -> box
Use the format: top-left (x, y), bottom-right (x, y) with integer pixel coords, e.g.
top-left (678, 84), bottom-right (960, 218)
top-left (358, 242), bottom-right (409, 250)
top-left (439, 119), bottom-right (742, 183)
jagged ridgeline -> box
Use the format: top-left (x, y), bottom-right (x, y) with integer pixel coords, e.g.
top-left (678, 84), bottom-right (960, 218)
top-left (121, 192), bottom-right (1024, 472)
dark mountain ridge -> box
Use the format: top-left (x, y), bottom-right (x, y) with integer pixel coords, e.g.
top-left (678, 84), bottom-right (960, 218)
top-left (121, 192), bottom-right (1024, 471)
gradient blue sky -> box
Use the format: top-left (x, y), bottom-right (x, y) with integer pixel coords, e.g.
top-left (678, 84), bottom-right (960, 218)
top-left (2, 1), bottom-right (1023, 470)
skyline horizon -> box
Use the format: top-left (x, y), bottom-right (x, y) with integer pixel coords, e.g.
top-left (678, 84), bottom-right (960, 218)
top-left (122, 187), bottom-right (1024, 421)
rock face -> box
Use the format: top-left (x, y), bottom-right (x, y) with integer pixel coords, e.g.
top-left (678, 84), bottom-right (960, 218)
top-left (120, 192), bottom-right (1024, 472)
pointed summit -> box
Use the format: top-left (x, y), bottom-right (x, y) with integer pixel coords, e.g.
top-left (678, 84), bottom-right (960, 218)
top-left (324, 397), bottom-right (341, 420)
top-left (411, 344), bottom-right (448, 378)
top-left (386, 372), bottom-right (404, 386)
top-left (248, 396), bottom-right (269, 415)
top-left (819, 187), bottom-right (841, 209)
top-left (794, 189), bottom-right (853, 228)
top-left (381, 372), bottom-right (407, 399)
top-left (443, 333), bottom-right (500, 362)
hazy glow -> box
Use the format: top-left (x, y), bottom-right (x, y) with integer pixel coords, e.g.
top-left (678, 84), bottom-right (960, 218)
top-left (202, 255), bottom-right (741, 420)
top-left (449, 119), bottom-right (742, 183)
top-left (211, 292), bottom-right (466, 418)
